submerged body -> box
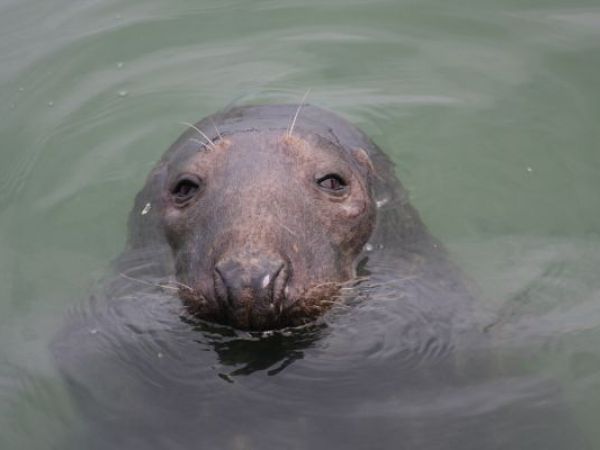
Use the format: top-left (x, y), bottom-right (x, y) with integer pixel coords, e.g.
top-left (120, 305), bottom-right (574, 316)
top-left (51, 104), bottom-right (587, 450)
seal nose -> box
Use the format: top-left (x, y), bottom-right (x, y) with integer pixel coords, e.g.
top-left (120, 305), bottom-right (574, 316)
top-left (213, 255), bottom-right (288, 314)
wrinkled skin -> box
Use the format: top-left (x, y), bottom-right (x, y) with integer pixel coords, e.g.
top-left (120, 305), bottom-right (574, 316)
top-left (126, 104), bottom-right (435, 331)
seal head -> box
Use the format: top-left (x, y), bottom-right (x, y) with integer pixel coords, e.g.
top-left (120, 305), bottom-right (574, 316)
top-left (127, 105), bottom-right (428, 331)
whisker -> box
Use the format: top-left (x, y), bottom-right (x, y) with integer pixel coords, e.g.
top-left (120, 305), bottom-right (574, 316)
top-left (210, 118), bottom-right (223, 141)
top-left (188, 138), bottom-right (206, 146)
top-left (343, 275), bottom-right (370, 286)
top-left (119, 272), bottom-right (155, 287)
top-left (359, 275), bottom-right (417, 289)
top-left (119, 272), bottom-right (188, 293)
top-left (180, 122), bottom-right (216, 150)
top-left (287, 88), bottom-right (311, 137)
top-left (156, 284), bottom-right (180, 291)
top-left (166, 278), bottom-right (194, 292)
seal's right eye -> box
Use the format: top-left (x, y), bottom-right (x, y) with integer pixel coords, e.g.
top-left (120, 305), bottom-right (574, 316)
top-left (171, 175), bottom-right (202, 206)
top-left (316, 174), bottom-right (347, 193)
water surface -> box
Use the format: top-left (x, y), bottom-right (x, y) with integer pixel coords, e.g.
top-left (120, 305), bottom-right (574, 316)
top-left (1, 0), bottom-right (599, 448)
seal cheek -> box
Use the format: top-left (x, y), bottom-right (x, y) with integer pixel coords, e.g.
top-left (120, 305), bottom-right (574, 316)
top-left (162, 207), bottom-right (194, 250)
top-left (162, 208), bottom-right (185, 231)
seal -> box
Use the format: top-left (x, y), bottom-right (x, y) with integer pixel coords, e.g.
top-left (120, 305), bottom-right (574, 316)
top-left (123, 104), bottom-right (446, 331)
top-left (50, 104), bottom-right (588, 450)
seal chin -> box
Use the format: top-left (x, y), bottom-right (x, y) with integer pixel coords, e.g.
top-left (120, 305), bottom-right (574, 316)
top-left (226, 304), bottom-right (282, 331)
top-left (221, 282), bottom-right (291, 330)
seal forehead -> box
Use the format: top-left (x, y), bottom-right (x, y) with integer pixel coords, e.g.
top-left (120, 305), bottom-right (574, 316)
top-left (212, 130), bottom-right (340, 164)
top-left (224, 131), bottom-right (311, 174)
top-left (221, 129), bottom-right (306, 147)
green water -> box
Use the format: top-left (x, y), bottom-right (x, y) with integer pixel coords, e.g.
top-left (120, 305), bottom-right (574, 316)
top-left (1, 0), bottom-right (599, 448)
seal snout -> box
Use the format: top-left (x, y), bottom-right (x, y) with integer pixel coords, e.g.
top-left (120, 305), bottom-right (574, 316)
top-left (213, 253), bottom-right (289, 328)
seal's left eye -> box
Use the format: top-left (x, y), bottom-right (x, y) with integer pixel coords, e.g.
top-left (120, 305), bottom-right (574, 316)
top-left (171, 176), bottom-right (201, 205)
top-left (317, 174), bottom-right (347, 192)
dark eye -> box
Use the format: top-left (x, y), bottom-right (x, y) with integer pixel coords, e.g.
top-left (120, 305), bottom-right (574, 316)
top-left (316, 174), bottom-right (347, 192)
top-left (171, 175), bottom-right (202, 205)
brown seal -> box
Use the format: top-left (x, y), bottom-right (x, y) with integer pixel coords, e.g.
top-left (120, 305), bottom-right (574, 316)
top-left (125, 104), bottom-right (436, 330)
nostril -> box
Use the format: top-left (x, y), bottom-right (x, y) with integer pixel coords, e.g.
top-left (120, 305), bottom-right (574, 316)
top-left (213, 267), bottom-right (229, 305)
top-left (213, 256), bottom-right (288, 310)
top-left (269, 263), bottom-right (288, 305)
top-left (256, 262), bottom-right (283, 293)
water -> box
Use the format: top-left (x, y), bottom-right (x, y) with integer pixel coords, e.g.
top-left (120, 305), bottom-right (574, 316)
top-left (1, 0), bottom-right (599, 448)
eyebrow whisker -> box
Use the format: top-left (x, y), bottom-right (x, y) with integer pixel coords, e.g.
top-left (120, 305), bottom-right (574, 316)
top-left (180, 122), bottom-right (217, 150)
top-left (287, 88), bottom-right (311, 137)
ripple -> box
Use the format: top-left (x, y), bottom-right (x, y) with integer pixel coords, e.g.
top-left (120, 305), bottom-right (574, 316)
top-left (1, 0), bottom-right (599, 447)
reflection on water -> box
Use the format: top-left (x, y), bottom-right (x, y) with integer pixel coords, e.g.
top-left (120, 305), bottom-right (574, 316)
top-left (1, 0), bottom-right (599, 448)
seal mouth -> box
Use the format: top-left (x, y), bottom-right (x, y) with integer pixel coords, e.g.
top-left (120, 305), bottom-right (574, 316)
top-left (179, 278), bottom-right (349, 331)
top-left (176, 252), bottom-right (366, 331)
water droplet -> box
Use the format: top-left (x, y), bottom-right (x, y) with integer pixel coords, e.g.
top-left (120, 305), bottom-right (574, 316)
top-left (376, 197), bottom-right (389, 208)
top-left (89, 328), bottom-right (98, 335)
top-left (157, 352), bottom-right (163, 359)
top-left (118, 90), bottom-right (128, 97)
top-left (364, 243), bottom-right (373, 252)
top-left (526, 166), bottom-right (533, 173)
top-left (47, 101), bottom-right (54, 107)
top-left (116, 62), bottom-right (124, 69)
top-left (18, 87), bottom-right (24, 92)
top-left (141, 202), bottom-right (151, 215)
